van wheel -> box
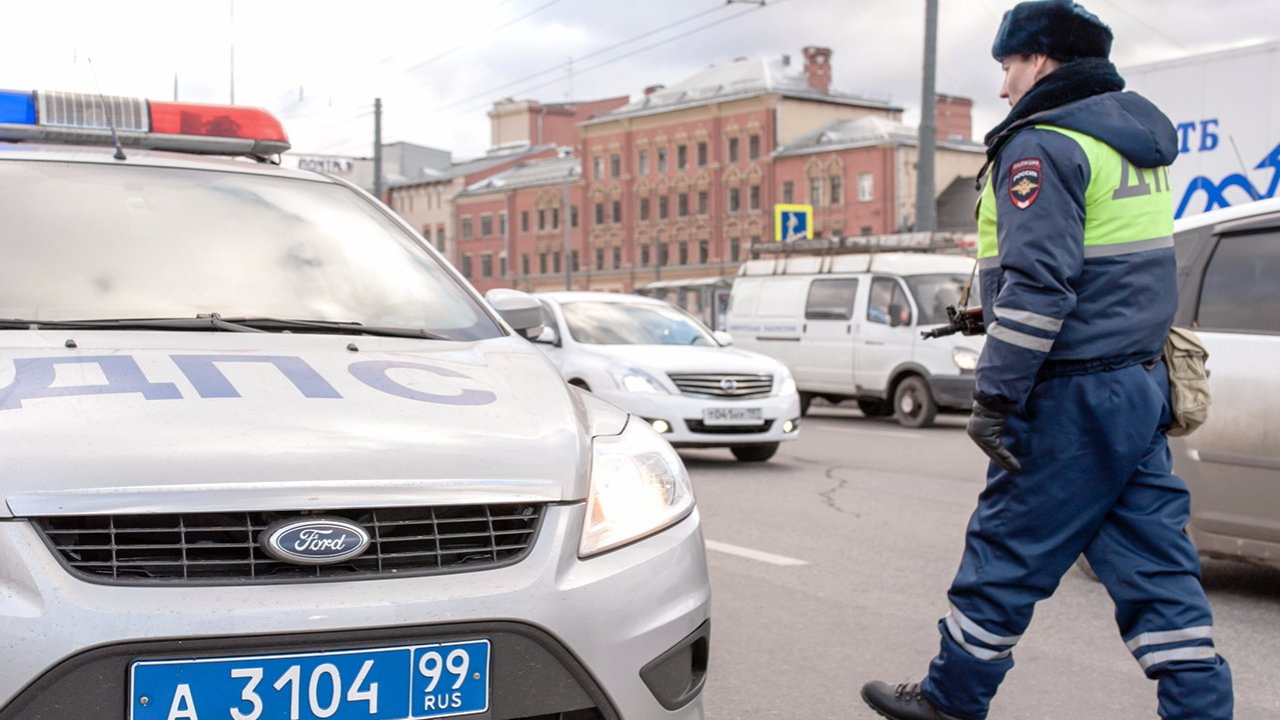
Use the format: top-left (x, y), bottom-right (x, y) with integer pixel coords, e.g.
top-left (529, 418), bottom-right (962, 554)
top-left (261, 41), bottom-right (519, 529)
top-left (731, 443), bottom-right (780, 462)
top-left (857, 399), bottom-right (891, 417)
top-left (893, 376), bottom-right (937, 428)
top-left (798, 392), bottom-right (814, 416)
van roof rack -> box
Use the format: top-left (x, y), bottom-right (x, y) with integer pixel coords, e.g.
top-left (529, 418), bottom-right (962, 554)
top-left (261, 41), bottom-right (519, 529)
top-left (748, 231), bottom-right (976, 259)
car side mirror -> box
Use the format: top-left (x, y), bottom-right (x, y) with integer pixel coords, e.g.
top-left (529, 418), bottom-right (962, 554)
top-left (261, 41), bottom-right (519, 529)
top-left (713, 331), bottom-right (734, 346)
top-left (534, 325), bottom-right (560, 346)
top-left (484, 288), bottom-right (544, 340)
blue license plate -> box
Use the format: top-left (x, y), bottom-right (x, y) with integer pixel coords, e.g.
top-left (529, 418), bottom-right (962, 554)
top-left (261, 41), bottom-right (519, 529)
top-left (130, 639), bottom-right (490, 720)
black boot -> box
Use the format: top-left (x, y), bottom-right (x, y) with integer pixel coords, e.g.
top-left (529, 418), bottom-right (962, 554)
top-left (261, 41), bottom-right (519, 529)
top-left (860, 681), bottom-right (963, 720)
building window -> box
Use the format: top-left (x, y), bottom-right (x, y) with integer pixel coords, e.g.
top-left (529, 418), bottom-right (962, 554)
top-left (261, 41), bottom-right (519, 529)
top-left (571, 205), bottom-right (579, 227)
top-left (782, 181), bottom-right (795, 204)
top-left (810, 178), bottom-right (823, 207)
top-left (657, 242), bottom-right (668, 266)
top-left (609, 200), bottom-right (619, 223)
top-left (520, 211), bottom-right (529, 233)
top-left (730, 238), bottom-right (741, 263)
top-left (460, 216), bottom-right (473, 239)
top-left (678, 241), bottom-right (689, 265)
top-left (461, 253), bottom-right (472, 277)
top-left (571, 250), bottom-right (580, 272)
top-left (677, 145), bottom-right (688, 170)
top-left (521, 254), bottom-right (530, 276)
top-left (593, 157), bottom-right (604, 181)
top-left (638, 150), bottom-right (649, 176)
top-left (697, 142), bottom-right (708, 167)
top-left (750, 235), bottom-right (761, 258)
top-left (698, 240), bottom-right (708, 264)
top-left (728, 137), bottom-right (740, 164)
top-left (595, 248), bottom-right (605, 271)
top-left (499, 212), bottom-right (507, 235)
top-left (831, 175), bottom-right (844, 205)
top-left (539, 253), bottom-right (548, 274)
top-left (538, 209), bottom-right (546, 232)
top-left (859, 173), bottom-right (874, 202)
top-left (612, 246), bottom-right (621, 270)
top-left (551, 207), bottom-right (560, 230)
top-left (480, 214), bottom-right (493, 237)
top-left (610, 154), bottom-right (620, 179)
top-left (640, 197), bottom-right (651, 221)
top-left (678, 193), bottom-right (689, 217)
top-left (501, 255), bottom-right (508, 277)
top-left (658, 148), bottom-right (668, 173)
top-left (436, 226), bottom-right (446, 247)
top-left (595, 203), bottom-right (605, 225)
top-left (481, 254), bottom-right (493, 278)
top-left (749, 134), bottom-right (761, 160)
top-left (553, 251), bottom-right (562, 273)
top-left (641, 243), bottom-right (651, 267)
top-left (728, 187), bottom-right (740, 213)
top-left (659, 195), bottom-right (669, 219)
top-left (749, 185), bottom-right (761, 211)
top-left (697, 191), bottom-right (708, 215)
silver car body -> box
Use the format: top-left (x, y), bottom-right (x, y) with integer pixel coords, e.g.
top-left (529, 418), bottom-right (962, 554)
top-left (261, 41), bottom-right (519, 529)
top-left (0, 141), bottom-right (709, 719)
top-left (1170, 197), bottom-right (1280, 569)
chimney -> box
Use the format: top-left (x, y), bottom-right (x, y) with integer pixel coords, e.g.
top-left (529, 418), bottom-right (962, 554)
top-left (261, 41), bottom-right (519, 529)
top-left (644, 84), bottom-right (665, 96)
top-left (802, 46), bottom-right (833, 94)
top-left (935, 94), bottom-right (973, 142)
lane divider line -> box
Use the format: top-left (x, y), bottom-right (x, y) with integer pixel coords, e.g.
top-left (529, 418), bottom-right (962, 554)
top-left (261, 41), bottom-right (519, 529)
top-left (704, 540), bottom-right (808, 566)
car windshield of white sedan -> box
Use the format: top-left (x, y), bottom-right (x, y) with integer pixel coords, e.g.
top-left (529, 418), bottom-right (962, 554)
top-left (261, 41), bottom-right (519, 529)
top-left (0, 160), bottom-right (501, 341)
top-left (561, 301), bottom-right (716, 345)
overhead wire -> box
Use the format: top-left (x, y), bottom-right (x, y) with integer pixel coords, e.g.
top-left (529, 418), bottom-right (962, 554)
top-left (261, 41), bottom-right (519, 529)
top-left (403, 0), bottom-right (572, 75)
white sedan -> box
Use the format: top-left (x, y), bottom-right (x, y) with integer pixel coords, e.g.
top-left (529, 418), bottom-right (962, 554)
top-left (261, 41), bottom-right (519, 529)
top-left (533, 292), bottom-right (802, 462)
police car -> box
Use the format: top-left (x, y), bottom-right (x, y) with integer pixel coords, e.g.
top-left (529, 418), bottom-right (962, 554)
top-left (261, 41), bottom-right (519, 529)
top-left (0, 90), bottom-right (709, 720)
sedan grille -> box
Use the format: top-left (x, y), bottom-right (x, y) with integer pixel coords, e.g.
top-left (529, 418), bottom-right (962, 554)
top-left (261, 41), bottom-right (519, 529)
top-left (34, 503), bottom-right (542, 585)
top-left (668, 373), bottom-right (773, 399)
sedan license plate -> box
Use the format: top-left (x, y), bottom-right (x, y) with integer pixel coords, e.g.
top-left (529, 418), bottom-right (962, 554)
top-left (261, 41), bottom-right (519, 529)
top-left (130, 639), bottom-right (489, 720)
top-left (702, 407), bottom-right (764, 426)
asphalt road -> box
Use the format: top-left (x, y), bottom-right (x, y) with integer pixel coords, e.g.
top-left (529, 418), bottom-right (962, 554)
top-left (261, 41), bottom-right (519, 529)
top-left (682, 405), bottom-right (1280, 719)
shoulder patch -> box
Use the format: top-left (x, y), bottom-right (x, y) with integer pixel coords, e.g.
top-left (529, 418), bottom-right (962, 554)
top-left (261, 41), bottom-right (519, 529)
top-left (1008, 158), bottom-right (1042, 210)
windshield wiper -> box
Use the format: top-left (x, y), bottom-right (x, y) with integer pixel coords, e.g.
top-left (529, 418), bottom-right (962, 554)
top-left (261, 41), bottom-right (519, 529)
top-left (0, 315), bottom-right (449, 340)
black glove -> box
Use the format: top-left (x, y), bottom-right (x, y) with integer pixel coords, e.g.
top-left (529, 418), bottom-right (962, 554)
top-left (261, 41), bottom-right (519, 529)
top-left (967, 401), bottom-right (1022, 473)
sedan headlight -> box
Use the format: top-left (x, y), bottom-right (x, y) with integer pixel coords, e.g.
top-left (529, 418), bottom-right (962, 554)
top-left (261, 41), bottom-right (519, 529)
top-left (776, 366), bottom-right (797, 396)
top-left (953, 348), bottom-right (979, 372)
top-left (610, 367), bottom-right (669, 394)
top-left (580, 419), bottom-right (695, 557)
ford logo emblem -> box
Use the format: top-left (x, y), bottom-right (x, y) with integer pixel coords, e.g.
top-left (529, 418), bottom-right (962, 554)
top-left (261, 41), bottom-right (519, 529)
top-left (260, 517), bottom-right (371, 566)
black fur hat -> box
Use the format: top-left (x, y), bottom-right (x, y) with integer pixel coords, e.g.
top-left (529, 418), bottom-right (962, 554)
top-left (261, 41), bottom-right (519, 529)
top-left (991, 0), bottom-right (1113, 61)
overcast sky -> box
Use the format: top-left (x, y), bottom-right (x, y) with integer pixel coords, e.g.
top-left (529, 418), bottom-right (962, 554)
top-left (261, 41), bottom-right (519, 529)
top-left (3, 0), bottom-right (1275, 160)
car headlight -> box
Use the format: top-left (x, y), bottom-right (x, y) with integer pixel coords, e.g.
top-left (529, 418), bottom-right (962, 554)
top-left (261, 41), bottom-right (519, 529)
top-left (580, 419), bottom-right (695, 557)
top-left (610, 367), bottom-right (669, 393)
top-left (953, 348), bottom-right (979, 372)
top-left (776, 366), bottom-right (797, 396)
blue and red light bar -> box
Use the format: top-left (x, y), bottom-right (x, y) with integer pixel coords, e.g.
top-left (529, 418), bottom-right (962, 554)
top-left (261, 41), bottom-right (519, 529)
top-left (0, 89), bottom-right (289, 156)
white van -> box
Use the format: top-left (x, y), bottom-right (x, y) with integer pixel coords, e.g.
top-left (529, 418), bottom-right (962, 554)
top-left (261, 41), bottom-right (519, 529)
top-left (726, 252), bottom-right (984, 427)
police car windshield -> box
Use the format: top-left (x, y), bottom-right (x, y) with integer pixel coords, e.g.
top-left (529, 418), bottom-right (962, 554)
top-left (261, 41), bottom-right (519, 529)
top-left (904, 273), bottom-right (979, 326)
top-left (560, 301), bottom-right (716, 346)
top-left (0, 160), bottom-right (501, 341)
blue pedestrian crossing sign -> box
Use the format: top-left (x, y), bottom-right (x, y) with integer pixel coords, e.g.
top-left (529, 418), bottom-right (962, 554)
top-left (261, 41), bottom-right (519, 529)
top-left (774, 204), bottom-right (813, 242)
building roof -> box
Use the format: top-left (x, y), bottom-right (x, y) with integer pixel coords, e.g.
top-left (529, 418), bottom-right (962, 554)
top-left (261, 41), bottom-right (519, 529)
top-left (389, 144), bottom-right (555, 189)
top-left (582, 55), bottom-right (899, 126)
top-left (773, 116), bottom-right (984, 157)
top-left (457, 155), bottom-right (582, 197)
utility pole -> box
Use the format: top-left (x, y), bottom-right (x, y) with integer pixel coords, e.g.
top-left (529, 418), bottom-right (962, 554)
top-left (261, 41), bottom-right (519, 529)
top-left (562, 172), bottom-right (572, 290)
top-left (373, 98), bottom-right (383, 201)
top-left (229, 0), bottom-right (235, 104)
top-left (915, 0), bottom-right (939, 232)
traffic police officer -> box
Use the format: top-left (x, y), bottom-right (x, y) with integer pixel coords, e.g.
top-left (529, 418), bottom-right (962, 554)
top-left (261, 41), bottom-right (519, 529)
top-left (861, 1), bottom-right (1234, 718)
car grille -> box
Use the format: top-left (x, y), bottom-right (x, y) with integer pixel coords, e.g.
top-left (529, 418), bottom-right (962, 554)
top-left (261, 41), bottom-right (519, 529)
top-left (667, 373), bottom-right (773, 399)
top-left (684, 419), bottom-right (776, 435)
top-left (33, 503), bottom-right (543, 585)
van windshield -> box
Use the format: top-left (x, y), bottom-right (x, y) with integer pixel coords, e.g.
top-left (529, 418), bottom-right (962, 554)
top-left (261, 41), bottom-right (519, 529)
top-left (905, 273), bottom-right (978, 326)
top-left (0, 160), bottom-right (501, 341)
top-left (560, 301), bottom-right (716, 345)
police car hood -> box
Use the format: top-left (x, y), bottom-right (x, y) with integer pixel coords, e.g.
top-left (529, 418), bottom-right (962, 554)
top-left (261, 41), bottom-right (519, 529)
top-left (0, 332), bottom-right (626, 517)
top-left (1036, 91), bottom-right (1180, 169)
top-left (583, 343), bottom-right (785, 376)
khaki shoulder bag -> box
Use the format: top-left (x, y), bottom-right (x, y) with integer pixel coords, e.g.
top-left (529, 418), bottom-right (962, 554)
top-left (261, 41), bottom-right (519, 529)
top-left (1164, 327), bottom-right (1211, 436)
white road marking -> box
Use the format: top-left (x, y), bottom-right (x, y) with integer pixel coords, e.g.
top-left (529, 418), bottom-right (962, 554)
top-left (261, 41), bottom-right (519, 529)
top-left (704, 540), bottom-right (808, 566)
top-left (803, 420), bottom-right (925, 440)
